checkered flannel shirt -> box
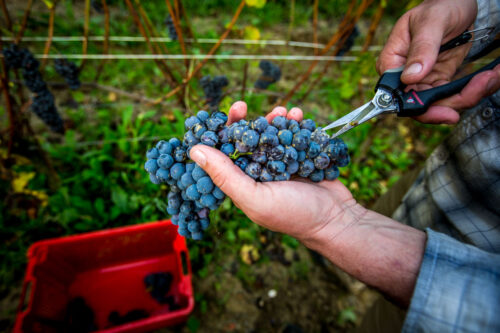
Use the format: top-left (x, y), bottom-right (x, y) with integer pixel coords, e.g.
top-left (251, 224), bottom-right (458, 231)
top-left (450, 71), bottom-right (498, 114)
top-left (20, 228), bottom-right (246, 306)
top-left (393, 1), bottom-right (500, 331)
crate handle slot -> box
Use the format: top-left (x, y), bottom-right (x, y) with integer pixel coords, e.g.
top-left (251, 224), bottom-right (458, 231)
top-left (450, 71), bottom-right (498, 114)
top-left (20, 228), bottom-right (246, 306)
top-left (180, 251), bottom-right (189, 276)
top-left (17, 280), bottom-right (33, 314)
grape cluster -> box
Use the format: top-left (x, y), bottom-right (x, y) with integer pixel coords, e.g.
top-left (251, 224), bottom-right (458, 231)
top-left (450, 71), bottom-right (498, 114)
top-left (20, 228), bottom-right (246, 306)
top-left (165, 15), bottom-right (178, 41)
top-left (145, 110), bottom-right (349, 240)
top-left (55, 58), bottom-right (81, 90)
top-left (91, 0), bottom-right (103, 13)
top-left (254, 60), bottom-right (281, 90)
top-left (1, 44), bottom-right (64, 133)
top-left (338, 26), bottom-right (359, 56)
top-left (199, 75), bottom-right (229, 109)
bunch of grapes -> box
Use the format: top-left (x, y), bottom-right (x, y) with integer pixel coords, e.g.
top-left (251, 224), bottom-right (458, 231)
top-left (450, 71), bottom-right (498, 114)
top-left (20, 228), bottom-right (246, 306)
top-left (165, 15), bottom-right (178, 41)
top-left (55, 58), bottom-right (81, 90)
top-left (144, 110), bottom-right (349, 240)
top-left (199, 75), bottom-right (229, 109)
top-left (91, 0), bottom-right (103, 13)
top-left (338, 26), bottom-right (359, 56)
top-left (2, 44), bottom-right (64, 133)
top-left (254, 60), bottom-right (281, 90)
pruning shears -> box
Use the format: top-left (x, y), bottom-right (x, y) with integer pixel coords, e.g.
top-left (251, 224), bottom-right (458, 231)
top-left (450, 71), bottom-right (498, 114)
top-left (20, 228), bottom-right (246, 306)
top-left (323, 27), bottom-right (499, 138)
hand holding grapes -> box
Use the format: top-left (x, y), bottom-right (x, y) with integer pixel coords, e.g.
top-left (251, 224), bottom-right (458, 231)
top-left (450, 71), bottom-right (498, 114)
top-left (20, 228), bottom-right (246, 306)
top-left (190, 101), bottom-right (365, 245)
top-left (190, 101), bottom-right (426, 306)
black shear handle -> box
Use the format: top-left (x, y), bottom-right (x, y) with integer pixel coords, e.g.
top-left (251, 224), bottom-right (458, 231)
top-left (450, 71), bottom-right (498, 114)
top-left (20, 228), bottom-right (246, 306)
top-left (397, 57), bottom-right (500, 117)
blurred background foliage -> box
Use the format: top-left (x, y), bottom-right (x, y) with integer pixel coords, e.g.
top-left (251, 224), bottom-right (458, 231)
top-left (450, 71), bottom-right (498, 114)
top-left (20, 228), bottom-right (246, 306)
top-left (0, 0), bottom-right (453, 331)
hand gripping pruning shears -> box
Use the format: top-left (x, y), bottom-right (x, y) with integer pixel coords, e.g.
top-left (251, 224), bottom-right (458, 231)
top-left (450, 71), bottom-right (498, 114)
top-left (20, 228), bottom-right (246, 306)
top-left (323, 27), bottom-right (499, 138)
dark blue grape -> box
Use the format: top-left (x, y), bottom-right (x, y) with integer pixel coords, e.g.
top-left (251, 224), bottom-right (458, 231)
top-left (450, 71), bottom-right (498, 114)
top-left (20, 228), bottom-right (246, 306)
top-left (158, 154), bottom-right (174, 169)
top-left (197, 110), bottom-right (210, 122)
top-left (156, 168), bottom-right (170, 182)
top-left (174, 146), bottom-right (187, 162)
top-left (241, 129), bottom-right (260, 149)
top-left (235, 141), bottom-right (251, 153)
top-left (283, 146), bottom-right (298, 164)
top-left (212, 187), bottom-right (225, 200)
top-left (267, 160), bottom-right (286, 175)
top-left (145, 159), bottom-right (158, 174)
top-left (185, 116), bottom-right (200, 130)
top-left (252, 116), bottom-right (269, 133)
top-left (221, 143), bottom-right (235, 156)
top-left (264, 126), bottom-right (279, 135)
top-left (288, 119), bottom-right (300, 133)
top-left (307, 141), bottom-right (321, 159)
top-left (269, 145), bottom-right (285, 161)
top-left (170, 163), bottom-right (186, 180)
top-left (201, 131), bottom-right (218, 147)
top-left (298, 159), bottom-right (315, 177)
top-left (292, 132), bottom-right (309, 151)
top-left (325, 165), bottom-right (340, 180)
top-left (150, 173), bottom-right (161, 185)
top-left (286, 160), bottom-right (299, 174)
top-left (200, 218), bottom-right (210, 230)
top-left (192, 165), bottom-right (208, 181)
top-left (186, 184), bottom-right (201, 200)
top-left (158, 141), bottom-right (173, 155)
top-left (260, 132), bottom-right (279, 147)
top-left (260, 168), bottom-right (273, 182)
top-left (309, 169), bottom-right (324, 182)
top-left (272, 116), bottom-right (287, 130)
top-left (197, 176), bottom-right (214, 194)
top-left (169, 138), bottom-right (181, 149)
top-left (200, 193), bottom-right (217, 207)
top-left (192, 123), bottom-right (207, 139)
top-left (251, 147), bottom-right (267, 163)
top-left (314, 152), bottom-right (330, 170)
top-left (146, 148), bottom-right (160, 159)
top-left (300, 119), bottom-right (316, 132)
top-left (218, 127), bottom-right (229, 143)
top-left (297, 150), bottom-right (306, 162)
top-left (278, 129), bottom-right (293, 146)
top-left (184, 130), bottom-right (199, 146)
top-left (180, 172), bottom-right (195, 188)
top-left (245, 162), bottom-right (262, 179)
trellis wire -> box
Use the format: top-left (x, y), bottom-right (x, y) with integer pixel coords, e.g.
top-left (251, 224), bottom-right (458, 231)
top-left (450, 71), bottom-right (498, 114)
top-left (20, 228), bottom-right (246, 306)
top-left (0, 36), bottom-right (383, 51)
top-left (25, 54), bottom-right (359, 61)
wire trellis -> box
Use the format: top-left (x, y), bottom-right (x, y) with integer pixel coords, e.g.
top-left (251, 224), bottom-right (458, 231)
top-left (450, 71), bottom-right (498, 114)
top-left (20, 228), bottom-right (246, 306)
top-left (0, 35), bottom-right (384, 51)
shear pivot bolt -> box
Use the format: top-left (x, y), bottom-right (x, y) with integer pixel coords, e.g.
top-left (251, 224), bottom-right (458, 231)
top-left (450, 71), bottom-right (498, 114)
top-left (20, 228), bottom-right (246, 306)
top-left (377, 93), bottom-right (392, 107)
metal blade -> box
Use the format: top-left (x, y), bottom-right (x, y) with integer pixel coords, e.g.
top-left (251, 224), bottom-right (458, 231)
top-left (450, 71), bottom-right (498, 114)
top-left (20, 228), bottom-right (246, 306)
top-left (323, 101), bottom-right (373, 131)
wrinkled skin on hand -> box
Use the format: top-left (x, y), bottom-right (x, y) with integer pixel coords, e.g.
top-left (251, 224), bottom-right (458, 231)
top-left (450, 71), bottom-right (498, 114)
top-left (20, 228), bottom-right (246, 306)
top-left (190, 101), bottom-right (365, 245)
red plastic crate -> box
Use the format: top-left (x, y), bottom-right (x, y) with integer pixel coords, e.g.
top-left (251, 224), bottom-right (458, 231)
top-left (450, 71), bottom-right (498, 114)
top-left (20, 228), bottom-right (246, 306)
top-left (14, 220), bottom-right (194, 333)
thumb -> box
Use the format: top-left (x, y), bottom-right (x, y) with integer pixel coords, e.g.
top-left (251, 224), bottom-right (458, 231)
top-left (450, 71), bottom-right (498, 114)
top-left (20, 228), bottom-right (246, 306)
top-left (190, 144), bottom-right (257, 202)
top-left (401, 21), bottom-right (444, 84)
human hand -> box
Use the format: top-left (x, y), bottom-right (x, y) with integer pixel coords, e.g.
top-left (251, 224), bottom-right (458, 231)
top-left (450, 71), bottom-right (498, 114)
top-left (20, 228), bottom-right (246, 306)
top-left (190, 101), bottom-right (366, 246)
top-left (377, 0), bottom-right (500, 124)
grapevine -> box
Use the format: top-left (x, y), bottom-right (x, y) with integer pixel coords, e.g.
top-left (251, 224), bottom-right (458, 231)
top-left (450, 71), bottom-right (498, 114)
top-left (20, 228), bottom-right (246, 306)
top-left (164, 15), bottom-right (178, 41)
top-left (199, 75), bottom-right (229, 109)
top-left (54, 58), bottom-right (81, 90)
top-left (144, 110), bottom-right (349, 240)
top-left (2, 44), bottom-right (64, 133)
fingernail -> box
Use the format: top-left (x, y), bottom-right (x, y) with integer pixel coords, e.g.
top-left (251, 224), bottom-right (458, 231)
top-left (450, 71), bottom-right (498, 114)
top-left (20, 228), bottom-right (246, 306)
top-left (486, 77), bottom-right (498, 94)
top-left (404, 63), bottom-right (422, 76)
top-left (190, 149), bottom-right (207, 167)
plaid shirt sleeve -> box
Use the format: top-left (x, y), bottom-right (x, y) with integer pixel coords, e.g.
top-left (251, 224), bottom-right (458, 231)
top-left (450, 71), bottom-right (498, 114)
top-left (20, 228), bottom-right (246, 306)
top-left (466, 0), bottom-right (500, 61)
top-left (402, 229), bottom-right (500, 333)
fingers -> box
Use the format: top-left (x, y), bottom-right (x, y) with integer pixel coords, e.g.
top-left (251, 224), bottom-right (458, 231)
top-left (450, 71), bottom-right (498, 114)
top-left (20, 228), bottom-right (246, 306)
top-left (227, 101), bottom-right (247, 125)
top-left (413, 107), bottom-right (460, 125)
top-left (265, 106), bottom-right (287, 123)
top-left (287, 107), bottom-right (303, 122)
top-left (190, 144), bottom-right (257, 203)
top-left (376, 15), bottom-right (411, 74)
top-left (400, 17), bottom-right (444, 84)
top-left (413, 65), bottom-right (500, 124)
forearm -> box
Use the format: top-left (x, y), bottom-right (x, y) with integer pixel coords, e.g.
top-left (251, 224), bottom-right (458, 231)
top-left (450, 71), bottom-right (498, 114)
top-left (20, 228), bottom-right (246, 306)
top-left (302, 206), bottom-right (426, 307)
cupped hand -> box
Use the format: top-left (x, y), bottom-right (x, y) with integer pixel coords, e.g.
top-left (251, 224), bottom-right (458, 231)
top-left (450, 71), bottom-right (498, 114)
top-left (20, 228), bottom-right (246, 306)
top-left (190, 101), bottom-right (365, 244)
top-left (377, 0), bottom-right (500, 124)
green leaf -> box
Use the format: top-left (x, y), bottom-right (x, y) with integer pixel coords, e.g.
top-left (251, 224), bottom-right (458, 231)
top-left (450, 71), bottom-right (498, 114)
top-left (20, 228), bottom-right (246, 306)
top-left (187, 316), bottom-right (200, 333)
top-left (337, 307), bottom-right (357, 326)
